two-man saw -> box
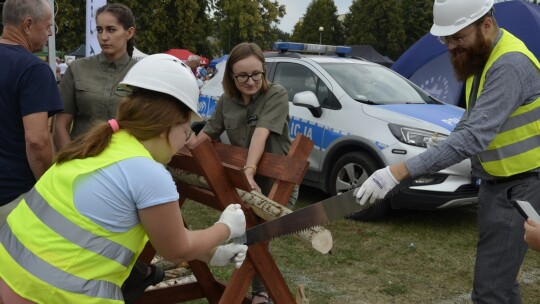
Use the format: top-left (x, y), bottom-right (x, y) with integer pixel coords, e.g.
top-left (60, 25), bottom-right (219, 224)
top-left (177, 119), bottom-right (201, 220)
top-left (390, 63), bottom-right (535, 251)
top-left (233, 188), bottom-right (370, 245)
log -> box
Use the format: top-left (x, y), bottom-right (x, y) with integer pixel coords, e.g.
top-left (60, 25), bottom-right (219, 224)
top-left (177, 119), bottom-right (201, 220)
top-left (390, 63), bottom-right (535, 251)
top-left (168, 168), bottom-right (333, 254)
top-left (236, 189), bottom-right (332, 254)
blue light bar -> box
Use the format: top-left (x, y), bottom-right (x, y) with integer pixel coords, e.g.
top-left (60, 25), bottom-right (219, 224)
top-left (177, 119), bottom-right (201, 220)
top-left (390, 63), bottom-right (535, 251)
top-left (335, 46), bottom-right (352, 55)
top-left (272, 41), bottom-right (352, 56)
top-left (273, 42), bottom-right (304, 52)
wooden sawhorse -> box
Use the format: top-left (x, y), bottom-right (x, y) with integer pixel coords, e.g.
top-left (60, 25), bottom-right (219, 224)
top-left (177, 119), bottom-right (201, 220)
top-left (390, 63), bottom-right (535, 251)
top-left (136, 135), bottom-right (313, 303)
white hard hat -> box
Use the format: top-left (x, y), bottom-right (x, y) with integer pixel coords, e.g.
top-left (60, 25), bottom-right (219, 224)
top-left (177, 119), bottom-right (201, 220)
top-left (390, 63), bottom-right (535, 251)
top-left (118, 53), bottom-right (203, 122)
top-left (430, 0), bottom-right (494, 37)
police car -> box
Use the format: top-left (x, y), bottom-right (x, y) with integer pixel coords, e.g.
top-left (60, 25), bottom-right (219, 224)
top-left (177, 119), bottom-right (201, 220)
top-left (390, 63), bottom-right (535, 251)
top-left (196, 42), bottom-right (478, 220)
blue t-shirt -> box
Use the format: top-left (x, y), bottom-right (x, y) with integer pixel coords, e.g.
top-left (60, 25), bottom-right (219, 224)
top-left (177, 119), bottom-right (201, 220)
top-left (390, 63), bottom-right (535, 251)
top-left (0, 44), bottom-right (63, 205)
top-left (73, 157), bottom-right (179, 232)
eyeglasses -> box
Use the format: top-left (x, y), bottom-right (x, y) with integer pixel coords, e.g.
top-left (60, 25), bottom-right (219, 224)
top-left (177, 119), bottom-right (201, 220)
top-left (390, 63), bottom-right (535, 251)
top-left (182, 125), bottom-right (195, 142)
top-left (233, 72), bottom-right (265, 83)
top-left (437, 25), bottom-right (476, 46)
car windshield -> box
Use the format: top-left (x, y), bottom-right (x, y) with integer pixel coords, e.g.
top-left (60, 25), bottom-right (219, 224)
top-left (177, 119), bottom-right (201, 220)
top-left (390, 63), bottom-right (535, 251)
top-left (319, 62), bottom-right (437, 105)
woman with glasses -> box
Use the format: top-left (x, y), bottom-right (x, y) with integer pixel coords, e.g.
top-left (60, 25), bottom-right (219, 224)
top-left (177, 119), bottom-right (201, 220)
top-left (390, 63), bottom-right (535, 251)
top-left (195, 42), bottom-right (296, 304)
top-left (0, 54), bottom-right (248, 304)
top-left (54, 3), bottom-right (138, 151)
top-left (197, 42), bottom-right (294, 197)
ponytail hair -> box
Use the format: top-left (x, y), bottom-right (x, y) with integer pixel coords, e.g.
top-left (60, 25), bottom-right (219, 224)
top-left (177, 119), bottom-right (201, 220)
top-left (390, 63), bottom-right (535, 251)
top-left (56, 89), bottom-right (191, 164)
top-left (127, 39), bottom-right (135, 57)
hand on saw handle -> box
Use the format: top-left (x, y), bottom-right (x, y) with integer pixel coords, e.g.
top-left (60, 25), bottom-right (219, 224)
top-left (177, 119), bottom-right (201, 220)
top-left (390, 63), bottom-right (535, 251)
top-left (215, 204), bottom-right (246, 241)
top-left (210, 243), bottom-right (248, 268)
top-left (354, 166), bottom-right (398, 205)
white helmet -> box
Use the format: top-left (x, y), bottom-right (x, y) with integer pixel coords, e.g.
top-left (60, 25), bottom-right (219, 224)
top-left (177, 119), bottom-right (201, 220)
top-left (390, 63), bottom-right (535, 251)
top-left (430, 0), bottom-right (494, 37)
top-left (118, 53), bottom-right (203, 122)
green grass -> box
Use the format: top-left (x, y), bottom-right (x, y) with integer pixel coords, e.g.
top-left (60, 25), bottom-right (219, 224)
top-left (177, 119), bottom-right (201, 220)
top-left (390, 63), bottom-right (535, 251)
top-left (179, 186), bottom-right (540, 303)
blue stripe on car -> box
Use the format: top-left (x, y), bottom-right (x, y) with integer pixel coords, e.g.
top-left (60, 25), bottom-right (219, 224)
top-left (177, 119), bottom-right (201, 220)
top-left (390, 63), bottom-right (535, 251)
top-left (198, 96), bottom-right (463, 152)
top-left (375, 104), bottom-right (463, 132)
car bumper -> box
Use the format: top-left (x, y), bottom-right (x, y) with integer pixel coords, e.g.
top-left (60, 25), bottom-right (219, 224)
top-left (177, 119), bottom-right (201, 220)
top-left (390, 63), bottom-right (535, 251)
top-left (390, 181), bottom-right (478, 210)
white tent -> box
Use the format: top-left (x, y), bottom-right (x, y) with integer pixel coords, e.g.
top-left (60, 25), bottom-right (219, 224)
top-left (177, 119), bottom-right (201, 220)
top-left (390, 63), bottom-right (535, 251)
top-left (133, 47), bottom-right (149, 61)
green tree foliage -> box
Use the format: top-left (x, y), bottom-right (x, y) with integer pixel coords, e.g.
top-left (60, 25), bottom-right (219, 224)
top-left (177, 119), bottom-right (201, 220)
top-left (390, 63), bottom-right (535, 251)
top-left (290, 0), bottom-right (344, 45)
top-left (53, 0), bottom-right (86, 52)
top-left (289, 22), bottom-right (303, 42)
top-left (19, 0), bottom-right (443, 60)
top-left (344, 0), bottom-right (405, 60)
top-left (122, 0), bottom-right (198, 54)
top-left (192, 0), bottom-right (220, 58)
top-left (53, 0), bottom-right (215, 57)
top-left (274, 27), bottom-right (291, 42)
top-left (401, 0), bottom-right (433, 50)
top-left (214, 0), bottom-right (285, 53)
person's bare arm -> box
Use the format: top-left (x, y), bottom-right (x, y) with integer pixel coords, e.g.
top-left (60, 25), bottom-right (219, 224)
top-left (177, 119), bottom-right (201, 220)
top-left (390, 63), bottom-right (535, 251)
top-left (23, 112), bottom-right (53, 180)
top-left (53, 112), bottom-right (74, 151)
top-left (389, 162), bottom-right (410, 182)
top-left (138, 202), bottom-right (229, 264)
top-left (243, 127), bottom-right (270, 192)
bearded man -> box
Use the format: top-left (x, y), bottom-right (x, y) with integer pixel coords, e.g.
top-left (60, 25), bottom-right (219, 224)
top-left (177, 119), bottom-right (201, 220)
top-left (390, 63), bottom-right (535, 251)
top-left (353, 0), bottom-right (540, 303)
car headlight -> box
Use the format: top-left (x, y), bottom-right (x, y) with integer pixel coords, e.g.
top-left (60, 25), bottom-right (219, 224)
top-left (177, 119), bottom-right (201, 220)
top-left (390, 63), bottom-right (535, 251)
top-left (388, 123), bottom-right (448, 148)
top-left (411, 173), bottom-right (448, 186)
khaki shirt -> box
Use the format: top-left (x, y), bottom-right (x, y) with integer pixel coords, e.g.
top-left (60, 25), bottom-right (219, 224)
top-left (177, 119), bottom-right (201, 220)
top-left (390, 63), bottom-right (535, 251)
top-left (203, 83), bottom-right (291, 156)
top-left (58, 52), bottom-right (137, 138)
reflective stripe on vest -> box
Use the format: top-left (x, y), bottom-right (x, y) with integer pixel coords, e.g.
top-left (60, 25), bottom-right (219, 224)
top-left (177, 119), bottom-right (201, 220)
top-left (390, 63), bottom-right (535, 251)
top-left (465, 29), bottom-right (540, 176)
top-left (24, 188), bottom-right (134, 266)
top-left (0, 131), bottom-right (151, 303)
top-left (479, 134), bottom-right (540, 162)
top-left (0, 223), bottom-right (122, 300)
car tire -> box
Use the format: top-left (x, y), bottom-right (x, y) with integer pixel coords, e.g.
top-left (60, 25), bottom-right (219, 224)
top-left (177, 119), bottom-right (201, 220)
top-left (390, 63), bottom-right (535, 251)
top-left (329, 152), bottom-right (389, 221)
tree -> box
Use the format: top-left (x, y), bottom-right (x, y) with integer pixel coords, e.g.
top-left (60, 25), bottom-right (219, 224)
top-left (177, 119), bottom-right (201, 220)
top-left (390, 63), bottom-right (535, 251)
top-left (213, 0), bottom-right (285, 53)
top-left (290, 0), bottom-right (345, 45)
top-left (53, 0), bottom-right (215, 57)
top-left (273, 26), bottom-right (291, 42)
top-left (401, 0), bottom-right (433, 50)
top-left (290, 21), bottom-right (303, 42)
top-left (121, 0), bottom-right (202, 54)
top-left (192, 0), bottom-right (219, 58)
top-left (53, 0), bottom-right (86, 52)
top-left (344, 0), bottom-right (405, 60)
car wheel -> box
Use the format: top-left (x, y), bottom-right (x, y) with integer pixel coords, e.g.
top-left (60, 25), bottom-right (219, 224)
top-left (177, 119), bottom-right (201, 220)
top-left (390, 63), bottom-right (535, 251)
top-left (329, 152), bottom-right (389, 221)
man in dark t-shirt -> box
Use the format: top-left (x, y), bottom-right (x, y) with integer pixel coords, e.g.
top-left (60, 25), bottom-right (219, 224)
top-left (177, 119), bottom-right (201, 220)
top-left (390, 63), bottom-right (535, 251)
top-left (0, 0), bottom-right (64, 224)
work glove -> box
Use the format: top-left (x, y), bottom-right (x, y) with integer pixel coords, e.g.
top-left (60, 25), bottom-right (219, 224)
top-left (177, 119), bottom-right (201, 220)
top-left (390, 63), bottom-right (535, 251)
top-left (216, 204), bottom-right (246, 241)
top-left (210, 243), bottom-right (248, 268)
top-left (354, 166), bottom-right (398, 206)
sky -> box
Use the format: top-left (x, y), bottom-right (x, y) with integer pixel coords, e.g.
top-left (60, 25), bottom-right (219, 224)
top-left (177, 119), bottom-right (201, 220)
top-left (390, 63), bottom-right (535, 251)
top-left (276, 0), bottom-right (354, 34)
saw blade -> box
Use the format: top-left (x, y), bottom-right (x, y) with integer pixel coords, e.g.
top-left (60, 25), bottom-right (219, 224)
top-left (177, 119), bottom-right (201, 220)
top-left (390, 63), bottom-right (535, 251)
top-left (235, 188), bottom-right (368, 245)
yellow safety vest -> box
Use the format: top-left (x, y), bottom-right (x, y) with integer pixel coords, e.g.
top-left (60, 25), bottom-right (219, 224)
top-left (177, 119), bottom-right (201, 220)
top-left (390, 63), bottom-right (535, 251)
top-left (0, 131), bottom-right (152, 303)
top-left (465, 29), bottom-right (540, 177)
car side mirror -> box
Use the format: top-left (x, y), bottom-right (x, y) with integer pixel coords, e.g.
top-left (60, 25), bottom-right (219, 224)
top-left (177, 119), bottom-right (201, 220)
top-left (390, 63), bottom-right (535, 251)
top-left (293, 91), bottom-right (322, 118)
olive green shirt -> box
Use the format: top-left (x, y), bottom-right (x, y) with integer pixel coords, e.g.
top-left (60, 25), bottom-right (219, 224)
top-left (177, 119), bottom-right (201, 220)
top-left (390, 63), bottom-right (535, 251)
top-left (58, 52), bottom-right (136, 139)
top-left (203, 83), bottom-right (291, 156)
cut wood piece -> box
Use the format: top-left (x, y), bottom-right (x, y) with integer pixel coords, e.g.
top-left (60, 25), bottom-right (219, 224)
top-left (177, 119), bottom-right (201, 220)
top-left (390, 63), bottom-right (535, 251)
top-left (295, 284), bottom-right (309, 304)
top-left (236, 189), bottom-right (333, 254)
top-left (168, 168), bottom-right (333, 254)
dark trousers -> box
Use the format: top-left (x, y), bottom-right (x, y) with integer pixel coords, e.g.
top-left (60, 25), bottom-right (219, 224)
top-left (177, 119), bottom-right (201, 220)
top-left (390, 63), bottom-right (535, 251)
top-left (122, 260), bottom-right (149, 304)
top-left (471, 175), bottom-right (540, 303)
